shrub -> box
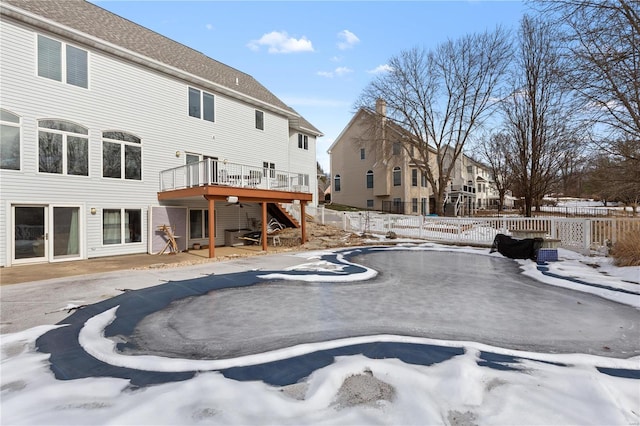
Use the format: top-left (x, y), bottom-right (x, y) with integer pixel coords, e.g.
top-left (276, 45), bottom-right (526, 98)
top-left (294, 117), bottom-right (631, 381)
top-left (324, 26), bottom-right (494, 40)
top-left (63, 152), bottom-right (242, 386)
top-left (610, 231), bottom-right (640, 267)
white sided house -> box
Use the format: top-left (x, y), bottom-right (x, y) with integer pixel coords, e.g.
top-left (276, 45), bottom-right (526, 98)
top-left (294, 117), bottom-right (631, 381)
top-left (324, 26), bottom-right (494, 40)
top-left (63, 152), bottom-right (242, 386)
top-left (0, 0), bottom-right (322, 267)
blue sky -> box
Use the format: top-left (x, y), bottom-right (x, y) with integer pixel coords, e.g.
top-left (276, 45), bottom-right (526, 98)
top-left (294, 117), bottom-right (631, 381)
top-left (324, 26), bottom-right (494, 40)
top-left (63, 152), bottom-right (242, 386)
top-left (94, 1), bottom-right (528, 171)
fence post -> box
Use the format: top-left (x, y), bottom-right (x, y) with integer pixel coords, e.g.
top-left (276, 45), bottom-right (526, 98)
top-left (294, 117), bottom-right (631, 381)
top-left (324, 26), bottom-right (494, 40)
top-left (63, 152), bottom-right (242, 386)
top-left (611, 218), bottom-right (617, 245)
top-left (321, 205), bottom-right (325, 225)
top-left (584, 219), bottom-right (592, 254)
top-left (550, 217), bottom-right (557, 239)
top-left (419, 216), bottom-right (423, 239)
top-left (359, 213), bottom-right (363, 233)
top-left (342, 213), bottom-right (347, 232)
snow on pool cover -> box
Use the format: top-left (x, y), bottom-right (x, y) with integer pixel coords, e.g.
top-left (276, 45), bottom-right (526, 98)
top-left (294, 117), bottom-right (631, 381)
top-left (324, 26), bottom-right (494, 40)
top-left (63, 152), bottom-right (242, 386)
top-left (36, 246), bottom-right (640, 387)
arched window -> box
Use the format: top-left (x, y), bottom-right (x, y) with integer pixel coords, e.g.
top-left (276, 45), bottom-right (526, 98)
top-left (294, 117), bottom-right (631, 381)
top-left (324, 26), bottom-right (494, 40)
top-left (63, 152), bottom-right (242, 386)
top-left (1, 109), bottom-right (20, 170)
top-left (38, 119), bottom-right (88, 176)
top-left (393, 167), bottom-right (401, 186)
top-left (334, 174), bottom-right (341, 192)
top-left (366, 170), bottom-right (374, 188)
top-left (102, 131), bottom-right (142, 180)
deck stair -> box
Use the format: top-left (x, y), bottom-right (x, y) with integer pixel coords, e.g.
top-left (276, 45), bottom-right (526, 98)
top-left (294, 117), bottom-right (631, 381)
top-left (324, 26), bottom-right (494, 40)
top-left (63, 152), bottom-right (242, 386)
top-left (444, 194), bottom-right (461, 217)
top-left (267, 203), bottom-right (300, 228)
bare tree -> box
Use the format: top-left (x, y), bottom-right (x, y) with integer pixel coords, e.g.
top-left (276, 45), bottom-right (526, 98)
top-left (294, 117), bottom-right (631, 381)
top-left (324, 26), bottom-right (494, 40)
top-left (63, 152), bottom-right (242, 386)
top-left (357, 29), bottom-right (511, 215)
top-left (501, 15), bottom-right (579, 217)
top-left (475, 131), bottom-right (515, 211)
top-left (536, 0), bottom-right (640, 155)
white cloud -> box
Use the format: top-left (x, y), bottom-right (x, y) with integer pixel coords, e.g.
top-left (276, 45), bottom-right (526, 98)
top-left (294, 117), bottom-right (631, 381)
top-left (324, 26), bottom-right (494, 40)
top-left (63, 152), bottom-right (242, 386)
top-left (247, 31), bottom-right (314, 54)
top-left (330, 56), bottom-right (342, 62)
top-left (334, 66), bottom-right (353, 76)
top-left (205, 23), bottom-right (213, 31)
top-left (317, 66), bottom-right (354, 78)
top-left (337, 29), bottom-right (360, 50)
top-left (367, 64), bottom-right (394, 74)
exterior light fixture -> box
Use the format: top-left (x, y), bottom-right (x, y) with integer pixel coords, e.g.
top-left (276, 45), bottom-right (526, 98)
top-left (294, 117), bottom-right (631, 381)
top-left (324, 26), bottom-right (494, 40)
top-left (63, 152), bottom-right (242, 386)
top-left (90, 207), bottom-right (97, 215)
top-left (175, 151), bottom-right (181, 158)
top-left (226, 196), bottom-right (238, 203)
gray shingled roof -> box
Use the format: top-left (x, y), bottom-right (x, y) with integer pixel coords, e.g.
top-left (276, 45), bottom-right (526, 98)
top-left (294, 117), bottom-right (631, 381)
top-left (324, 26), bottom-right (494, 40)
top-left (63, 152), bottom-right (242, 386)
top-left (2, 0), bottom-right (322, 135)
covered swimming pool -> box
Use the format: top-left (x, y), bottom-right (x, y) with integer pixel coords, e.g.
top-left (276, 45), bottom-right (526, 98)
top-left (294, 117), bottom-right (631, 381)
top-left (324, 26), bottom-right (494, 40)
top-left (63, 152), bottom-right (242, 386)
top-left (36, 246), bottom-right (640, 387)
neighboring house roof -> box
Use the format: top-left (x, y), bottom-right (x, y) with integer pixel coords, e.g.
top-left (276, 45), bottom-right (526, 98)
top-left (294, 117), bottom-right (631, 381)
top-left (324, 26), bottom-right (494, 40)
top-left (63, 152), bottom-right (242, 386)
top-left (328, 107), bottom-right (432, 154)
top-left (1, 0), bottom-right (322, 136)
top-left (330, 106), bottom-right (495, 178)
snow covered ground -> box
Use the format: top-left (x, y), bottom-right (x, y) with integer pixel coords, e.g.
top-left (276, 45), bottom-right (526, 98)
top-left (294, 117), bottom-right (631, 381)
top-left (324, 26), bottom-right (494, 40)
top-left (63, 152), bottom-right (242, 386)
top-left (1, 244), bottom-right (639, 425)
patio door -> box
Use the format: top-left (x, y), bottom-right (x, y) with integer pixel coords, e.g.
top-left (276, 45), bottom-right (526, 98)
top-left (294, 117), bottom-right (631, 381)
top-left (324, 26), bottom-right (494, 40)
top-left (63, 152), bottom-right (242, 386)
top-left (186, 153), bottom-right (217, 186)
top-left (52, 206), bottom-right (80, 260)
top-left (13, 205), bottom-right (47, 262)
top-left (12, 205), bottom-right (81, 264)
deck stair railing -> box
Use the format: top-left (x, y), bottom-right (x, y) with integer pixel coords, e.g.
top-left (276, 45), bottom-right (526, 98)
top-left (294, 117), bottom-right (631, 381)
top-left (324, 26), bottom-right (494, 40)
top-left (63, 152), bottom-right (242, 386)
top-left (160, 158), bottom-right (310, 193)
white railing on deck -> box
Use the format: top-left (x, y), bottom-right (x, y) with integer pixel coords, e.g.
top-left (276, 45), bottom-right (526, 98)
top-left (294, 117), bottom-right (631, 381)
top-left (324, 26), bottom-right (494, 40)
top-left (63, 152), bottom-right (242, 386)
top-left (159, 158), bottom-right (310, 193)
top-left (312, 207), bottom-right (640, 255)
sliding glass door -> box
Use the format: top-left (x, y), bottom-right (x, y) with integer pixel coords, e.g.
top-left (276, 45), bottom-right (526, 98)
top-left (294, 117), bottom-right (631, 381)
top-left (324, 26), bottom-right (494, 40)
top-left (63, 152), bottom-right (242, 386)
top-left (53, 206), bottom-right (80, 259)
top-left (13, 205), bottom-right (81, 263)
top-left (13, 206), bottom-right (47, 261)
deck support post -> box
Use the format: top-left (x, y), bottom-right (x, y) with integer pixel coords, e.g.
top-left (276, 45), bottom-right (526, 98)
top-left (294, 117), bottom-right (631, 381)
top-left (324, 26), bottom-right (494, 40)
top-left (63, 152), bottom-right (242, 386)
top-left (301, 202), bottom-right (306, 243)
top-left (207, 197), bottom-right (215, 258)
top-left (261, 202), bottom-right (268, 251)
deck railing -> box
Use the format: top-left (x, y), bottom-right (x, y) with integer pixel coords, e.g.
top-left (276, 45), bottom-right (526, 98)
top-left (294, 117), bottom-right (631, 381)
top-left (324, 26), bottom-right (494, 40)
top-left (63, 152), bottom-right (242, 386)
top-left (159, 158), bottom-right (310, 193)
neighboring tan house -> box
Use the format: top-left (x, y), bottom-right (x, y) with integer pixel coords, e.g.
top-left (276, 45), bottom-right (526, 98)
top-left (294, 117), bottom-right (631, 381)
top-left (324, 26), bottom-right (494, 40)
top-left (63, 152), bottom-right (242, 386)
top-left (0, 0), bottom-right (322, 267)
top-left (329, 100), bottom-right (433, 215)
top-left (329, 99), bottom-right (507, 216)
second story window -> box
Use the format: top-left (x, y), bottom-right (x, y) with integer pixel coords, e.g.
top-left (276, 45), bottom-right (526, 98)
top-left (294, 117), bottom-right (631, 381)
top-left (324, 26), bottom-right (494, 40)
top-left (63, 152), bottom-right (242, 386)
top-left (255, 110), bottom-right (264, 130)
top-left (38, 35), bottom-right (88, 88)
top-left (38, 119), bottom-right (88, 176)
top-left (392, 142), bottom-right (401, 155)
top-left (411, 169), bottom-right (418, 186)
top-left (102, 131), bottom-right (142, 180)
top-left (334, 174), bottom-right (341, 192)
top-left (366, 170), bottom-right (373, 188)
top-left (421, 172), bottom-right (428, 187)
top-left (360, 148), bottom-right (365, 160)
top-left (188, 88), bottom-right (215, 122)
top-left (1, 109), bottom-right (20, 170)
top-left (393, 167), bottom-right (401, 186)
top-left (298, 134), bottom-right (308, 150)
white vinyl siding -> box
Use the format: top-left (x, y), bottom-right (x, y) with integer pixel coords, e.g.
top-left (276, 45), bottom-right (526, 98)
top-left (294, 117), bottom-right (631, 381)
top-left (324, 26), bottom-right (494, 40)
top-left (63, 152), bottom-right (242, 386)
top-left (0, 17), bottom-right (317, 265)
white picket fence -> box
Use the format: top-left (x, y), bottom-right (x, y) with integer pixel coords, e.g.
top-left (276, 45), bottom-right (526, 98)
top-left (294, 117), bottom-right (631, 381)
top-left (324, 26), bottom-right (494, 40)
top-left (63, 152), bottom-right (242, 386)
top-left (310, 206), bottom-right (640, 255)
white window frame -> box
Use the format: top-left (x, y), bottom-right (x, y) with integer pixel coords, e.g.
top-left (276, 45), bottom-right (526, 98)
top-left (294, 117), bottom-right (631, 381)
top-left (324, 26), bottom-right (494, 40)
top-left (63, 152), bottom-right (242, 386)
top-left (1, 109), bottom-right (21, 171)
top-left (189, 208), bottom-right (211, 240)
top-left (102, 131), bottom-right (142, 181)
top-left (297, 133), bottom-right (308, 150)
top-left (38, 119), bottom-right (89, 177)
top-left (188, 87), bottom-right (215, 122)
top-left (102, 208), bottom-right (143, 246)
top-left (37, 34), bottom-right (88, 88)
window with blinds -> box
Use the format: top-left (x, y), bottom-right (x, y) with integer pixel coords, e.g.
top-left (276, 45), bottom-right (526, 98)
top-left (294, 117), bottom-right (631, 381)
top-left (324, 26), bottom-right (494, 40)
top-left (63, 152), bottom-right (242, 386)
top-left (37, 35), bottom-right (88, 88)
